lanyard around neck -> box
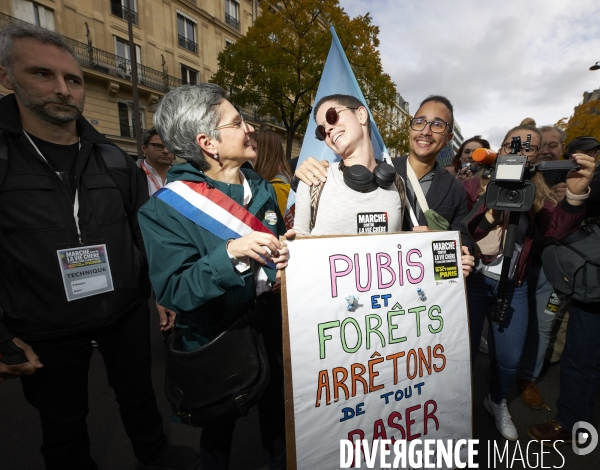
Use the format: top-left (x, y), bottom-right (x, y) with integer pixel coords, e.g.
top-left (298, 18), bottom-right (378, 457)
top-left (23, 131), bottom-right (83, 243)
top-left (140, 160), bottom-right (163, 190)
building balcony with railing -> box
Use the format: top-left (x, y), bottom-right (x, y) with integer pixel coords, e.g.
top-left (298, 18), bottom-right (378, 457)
top-left (0, 11), bottom-right (181, 93)
top-left (110, 0), bottom-right (139, 25)
top-left (225, 12), bottom-right (239, 29)
top-left (178, 35), bottom-right (197, 54)
top-left (234, 103), bottom-right (285, 129)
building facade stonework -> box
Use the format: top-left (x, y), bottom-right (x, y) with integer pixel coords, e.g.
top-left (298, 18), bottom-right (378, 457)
top-left (0, 0), bottom-right (301, 157)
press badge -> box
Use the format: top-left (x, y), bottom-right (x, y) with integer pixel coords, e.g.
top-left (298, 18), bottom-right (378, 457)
top-left (56, 245), bottom-right (114, 301)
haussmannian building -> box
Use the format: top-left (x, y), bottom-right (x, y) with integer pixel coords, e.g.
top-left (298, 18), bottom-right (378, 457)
top-left (0, 0), bottom-right (301, 157)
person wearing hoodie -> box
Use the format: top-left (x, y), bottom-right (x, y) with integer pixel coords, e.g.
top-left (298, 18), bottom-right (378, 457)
top-left (138, 84), bottom-right (293, 470)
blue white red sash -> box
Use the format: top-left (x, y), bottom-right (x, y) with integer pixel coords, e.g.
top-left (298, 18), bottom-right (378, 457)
top-left (153, 180), bottom-right (276, 268)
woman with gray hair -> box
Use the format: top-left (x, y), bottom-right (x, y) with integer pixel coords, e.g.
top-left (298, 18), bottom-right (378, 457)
top-left (138, 83), bottom-right (293, 470)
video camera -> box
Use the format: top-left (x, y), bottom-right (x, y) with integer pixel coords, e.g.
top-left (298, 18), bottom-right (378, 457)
top-left (481, 135), bottom-right (580, 212)
top-left (469, 134), bottom-right (581, 323)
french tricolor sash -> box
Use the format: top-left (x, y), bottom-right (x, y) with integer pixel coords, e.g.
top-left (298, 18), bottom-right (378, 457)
top-left (153, 180), bottom-right (276, 269)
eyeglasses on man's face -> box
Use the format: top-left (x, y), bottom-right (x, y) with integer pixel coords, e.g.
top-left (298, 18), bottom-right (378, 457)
top-left (148, 143), bottom-right (167, 151)
top-left (315, 107), bottom-right (358, 141)
top-left (409, 118), bottom-right (449, 134)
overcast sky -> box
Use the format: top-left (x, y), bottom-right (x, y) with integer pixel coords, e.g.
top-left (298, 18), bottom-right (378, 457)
top-left (343, 0), bottom-right (600, 149)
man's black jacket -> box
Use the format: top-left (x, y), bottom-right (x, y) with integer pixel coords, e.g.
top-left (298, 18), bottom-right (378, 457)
top-left (0, 94), bottom-right (150, 342)
top-left (392, 156), bottom-right (474, 253)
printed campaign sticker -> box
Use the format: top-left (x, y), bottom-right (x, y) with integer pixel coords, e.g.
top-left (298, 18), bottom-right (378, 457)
top-left (432, 239), bottom-right (459, 281)
top-left (57, 244), bottom-right (114, 301)
top-left (544, 291), bottom-right (565, 315)
top-left (356, 212), bottom-right (388, 233)
top-left (264, 209), bottom-right (278, 226)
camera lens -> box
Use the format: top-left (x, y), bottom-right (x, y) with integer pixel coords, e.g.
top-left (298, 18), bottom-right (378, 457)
top-left (507, 190), bottom-right (519, 202)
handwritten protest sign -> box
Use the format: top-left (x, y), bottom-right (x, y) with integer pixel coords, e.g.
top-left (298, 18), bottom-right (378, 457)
top-left (282, 231), bottom-right (472, 469)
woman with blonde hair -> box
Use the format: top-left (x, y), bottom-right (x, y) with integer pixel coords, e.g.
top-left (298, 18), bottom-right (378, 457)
top-left (254, 131), bottom-right (293, 216)
top-left (463, 124), bottom-right (596, 442)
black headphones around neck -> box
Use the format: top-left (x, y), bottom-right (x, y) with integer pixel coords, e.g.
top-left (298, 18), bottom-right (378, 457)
top-left (339, 160), bottom-right (396, 192)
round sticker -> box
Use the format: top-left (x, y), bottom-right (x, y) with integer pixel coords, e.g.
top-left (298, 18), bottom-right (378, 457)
top-left (264, 210), bottom-right (278, 226)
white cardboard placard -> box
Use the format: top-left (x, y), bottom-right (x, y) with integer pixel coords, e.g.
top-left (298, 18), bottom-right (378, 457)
top-left (282, 231), bottom-right (472, 470)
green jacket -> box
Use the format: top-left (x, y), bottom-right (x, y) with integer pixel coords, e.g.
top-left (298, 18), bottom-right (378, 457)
top-left (138, 163), bottom-right (285, 349)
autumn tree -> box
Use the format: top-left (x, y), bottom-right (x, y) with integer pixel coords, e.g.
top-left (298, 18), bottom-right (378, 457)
top-left (553, 117), bottom-right (568, 131)
top-left (373, 106), bottom-right (411, 157)
top-left (564, 99), bottom-right (600, 143)
top-left (211, 0), bottom-right (398, 158)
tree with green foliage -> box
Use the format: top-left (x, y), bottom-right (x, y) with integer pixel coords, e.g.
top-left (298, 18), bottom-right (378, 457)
top-left (211, 0), bottom-right (399, 159)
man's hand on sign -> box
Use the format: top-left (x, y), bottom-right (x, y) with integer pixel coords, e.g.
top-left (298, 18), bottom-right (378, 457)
top-left (461, 246), bottom-right (475, 277)
top-left (0, 338), bottom-right (43, 382)
top-left (157, 302), bottom-right (176, 331)
top-left (295, 156), bottom-right (329, 186)
top-left (412, 225), bottom-right (430, 232)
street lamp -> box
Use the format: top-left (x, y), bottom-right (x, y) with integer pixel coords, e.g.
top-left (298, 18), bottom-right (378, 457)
top-left (590, 61), bottom-right (600, 71)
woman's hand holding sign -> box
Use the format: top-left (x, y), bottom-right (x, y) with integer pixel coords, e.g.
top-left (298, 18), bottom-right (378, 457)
top-left (227, 229), bottom-right (296, 269)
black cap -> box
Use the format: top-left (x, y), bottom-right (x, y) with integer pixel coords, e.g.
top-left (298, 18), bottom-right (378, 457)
top-left (566, 136), bottom-right (600, 155)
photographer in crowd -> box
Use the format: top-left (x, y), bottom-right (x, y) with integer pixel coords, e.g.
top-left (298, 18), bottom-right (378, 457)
top-left (463, 124), bottom-right (596, 441)
top-left (516, 125), bottom-right (568, 410)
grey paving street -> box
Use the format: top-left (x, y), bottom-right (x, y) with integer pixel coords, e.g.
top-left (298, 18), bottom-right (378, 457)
top-left (1, 302), bottom-right (598, 469)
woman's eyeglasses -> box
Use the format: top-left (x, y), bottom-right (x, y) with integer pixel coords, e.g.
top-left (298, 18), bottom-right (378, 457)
top-left (315, 107), bottom-right (358, 141)
top-left (212, 114), bottom-right (248, 131)
top-left (501, 142), bottom-right (540, 156)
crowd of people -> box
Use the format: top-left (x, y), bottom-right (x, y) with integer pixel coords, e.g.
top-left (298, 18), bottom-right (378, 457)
top-left (0, 21), bottom-right (599, 470)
